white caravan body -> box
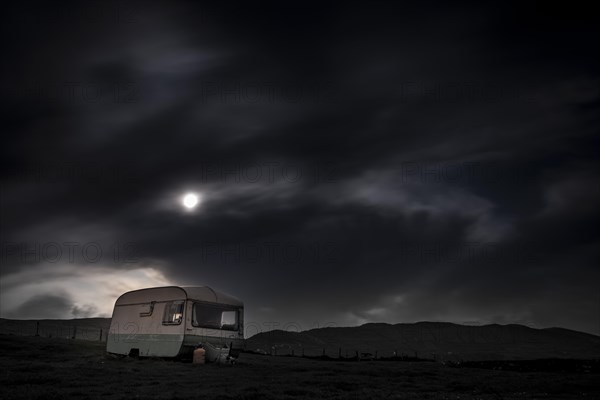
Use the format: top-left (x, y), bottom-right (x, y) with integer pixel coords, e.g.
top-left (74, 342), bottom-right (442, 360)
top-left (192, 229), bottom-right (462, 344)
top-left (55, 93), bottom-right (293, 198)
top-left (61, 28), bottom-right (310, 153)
top-left (106, 286), bottom-right (244, 358)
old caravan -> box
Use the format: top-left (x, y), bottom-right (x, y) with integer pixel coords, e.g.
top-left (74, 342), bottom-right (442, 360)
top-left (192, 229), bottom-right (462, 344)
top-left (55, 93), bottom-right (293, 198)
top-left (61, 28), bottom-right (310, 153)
top-left (107, 286), bottom-right (244, 360)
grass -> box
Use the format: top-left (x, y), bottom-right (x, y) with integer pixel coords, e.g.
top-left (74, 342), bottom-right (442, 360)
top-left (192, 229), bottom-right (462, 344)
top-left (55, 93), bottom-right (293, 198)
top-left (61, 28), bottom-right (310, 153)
top-left (1, 334), bottom-right (599, 399)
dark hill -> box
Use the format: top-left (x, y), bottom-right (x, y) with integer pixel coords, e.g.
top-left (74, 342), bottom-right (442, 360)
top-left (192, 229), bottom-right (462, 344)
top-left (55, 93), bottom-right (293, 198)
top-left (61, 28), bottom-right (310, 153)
top-left (246, 321), bottom-right (600, 361)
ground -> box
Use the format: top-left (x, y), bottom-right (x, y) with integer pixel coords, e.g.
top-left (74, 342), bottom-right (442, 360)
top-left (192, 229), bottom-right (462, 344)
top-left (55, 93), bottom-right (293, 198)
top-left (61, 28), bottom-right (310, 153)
top-left (1, 335), bottom-right (599, 399)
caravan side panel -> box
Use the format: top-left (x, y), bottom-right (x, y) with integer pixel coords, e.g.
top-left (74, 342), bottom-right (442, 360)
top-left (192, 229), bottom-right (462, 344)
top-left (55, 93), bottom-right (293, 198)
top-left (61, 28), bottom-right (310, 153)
top-left (107, 287), bottom-right (187, 357)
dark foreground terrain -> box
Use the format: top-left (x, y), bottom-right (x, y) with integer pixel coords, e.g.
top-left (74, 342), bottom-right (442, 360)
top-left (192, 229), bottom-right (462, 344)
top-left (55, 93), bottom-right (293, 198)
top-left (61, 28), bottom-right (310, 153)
top-left (1, 335), bottom-right (599, 400)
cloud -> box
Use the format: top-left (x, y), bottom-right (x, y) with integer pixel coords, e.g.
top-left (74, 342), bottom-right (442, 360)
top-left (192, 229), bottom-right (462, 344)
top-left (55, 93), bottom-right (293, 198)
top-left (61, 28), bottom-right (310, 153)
top-left (0, 263), bottom-right (173, 319)
top-left (6, 293), bottom-right (73, 320)
top-left (71, 304), bottom-right (99, 318)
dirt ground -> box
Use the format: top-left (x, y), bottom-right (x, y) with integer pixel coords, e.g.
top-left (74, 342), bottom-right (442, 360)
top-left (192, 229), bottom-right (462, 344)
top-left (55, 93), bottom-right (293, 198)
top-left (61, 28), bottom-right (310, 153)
top-left (1, 334), bottom-right (599, 399)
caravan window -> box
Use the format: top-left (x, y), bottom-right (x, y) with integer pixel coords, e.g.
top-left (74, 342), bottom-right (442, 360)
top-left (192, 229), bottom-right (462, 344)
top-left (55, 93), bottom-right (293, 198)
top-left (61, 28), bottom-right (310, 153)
top-left (139, 301), bottom-right (155, 317)
top-left (192, 302), bottom-right (239, 331)
top-left (162, 301), bottom-right (184, 325)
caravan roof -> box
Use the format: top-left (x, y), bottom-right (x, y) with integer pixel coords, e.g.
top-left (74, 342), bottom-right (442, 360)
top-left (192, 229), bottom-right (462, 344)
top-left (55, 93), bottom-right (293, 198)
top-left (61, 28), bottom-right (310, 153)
top-left (114, 286), bottom-right (243, 307)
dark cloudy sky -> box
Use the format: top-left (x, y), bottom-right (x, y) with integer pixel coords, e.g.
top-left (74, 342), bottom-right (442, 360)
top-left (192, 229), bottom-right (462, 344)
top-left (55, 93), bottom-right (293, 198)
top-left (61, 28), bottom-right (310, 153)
top-left (1, 1), bottom-right (599, 336)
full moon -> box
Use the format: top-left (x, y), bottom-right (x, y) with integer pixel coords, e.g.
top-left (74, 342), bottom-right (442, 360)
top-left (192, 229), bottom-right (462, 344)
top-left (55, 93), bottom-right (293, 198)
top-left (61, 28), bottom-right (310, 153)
top-left (182, 193), bottom-right (199, 209)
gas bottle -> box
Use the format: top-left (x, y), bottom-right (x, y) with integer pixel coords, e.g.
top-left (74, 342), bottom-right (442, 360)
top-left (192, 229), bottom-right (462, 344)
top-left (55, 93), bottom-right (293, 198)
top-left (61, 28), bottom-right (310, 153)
top-left (193, 346), bottom-right (206, 364)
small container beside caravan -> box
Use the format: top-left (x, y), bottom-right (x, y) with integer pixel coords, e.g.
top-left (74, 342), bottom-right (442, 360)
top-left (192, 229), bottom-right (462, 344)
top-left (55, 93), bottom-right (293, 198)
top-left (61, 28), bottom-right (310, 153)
top-left (106, 286), bottom-right (244, 362)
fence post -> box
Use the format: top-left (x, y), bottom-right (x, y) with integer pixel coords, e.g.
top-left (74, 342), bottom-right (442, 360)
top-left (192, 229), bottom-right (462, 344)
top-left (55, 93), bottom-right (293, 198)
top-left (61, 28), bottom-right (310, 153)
top-left (72, 326), bottom-right (77, 340)
top-left (99, 329), bottom-right (103, 341)
top-left (35, 321), bottom-right (40, 337)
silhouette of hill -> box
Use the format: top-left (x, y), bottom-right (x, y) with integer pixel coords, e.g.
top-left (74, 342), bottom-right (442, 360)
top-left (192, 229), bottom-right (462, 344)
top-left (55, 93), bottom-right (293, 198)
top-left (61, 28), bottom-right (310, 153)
top-left (246, 322), bottom-right (600, 361)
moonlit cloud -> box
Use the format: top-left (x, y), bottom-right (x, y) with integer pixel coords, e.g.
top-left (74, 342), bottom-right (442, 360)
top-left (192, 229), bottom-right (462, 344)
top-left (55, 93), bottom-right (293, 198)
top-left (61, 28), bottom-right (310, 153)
top-left (1, 264), bottom-right (173, 319)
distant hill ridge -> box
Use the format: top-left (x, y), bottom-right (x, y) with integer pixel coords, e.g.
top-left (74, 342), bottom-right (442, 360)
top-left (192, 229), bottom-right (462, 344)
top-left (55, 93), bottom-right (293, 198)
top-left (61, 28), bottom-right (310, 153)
top-left (246, 321), bottom-right (600, 361)
top-left (1, 318), bottom-right (599, 360)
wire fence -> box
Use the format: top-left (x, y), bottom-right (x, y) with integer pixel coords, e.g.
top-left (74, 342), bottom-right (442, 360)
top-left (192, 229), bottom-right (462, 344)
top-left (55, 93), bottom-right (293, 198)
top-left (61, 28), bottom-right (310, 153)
top-left (0, 320), bottom-right (109, 342)
top-left (246, 346), bottom-right (440, 362)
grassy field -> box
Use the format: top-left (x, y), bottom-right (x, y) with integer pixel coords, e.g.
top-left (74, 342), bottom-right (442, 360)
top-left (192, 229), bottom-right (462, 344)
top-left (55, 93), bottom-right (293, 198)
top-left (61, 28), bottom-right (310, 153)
top-left (1, 334), bottom-right (599, 400)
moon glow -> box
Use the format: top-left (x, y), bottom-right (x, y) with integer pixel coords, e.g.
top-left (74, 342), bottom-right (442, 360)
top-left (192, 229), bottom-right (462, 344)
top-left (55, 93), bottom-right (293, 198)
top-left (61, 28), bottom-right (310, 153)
top-left (182, 193), bottom-right (199, 209)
